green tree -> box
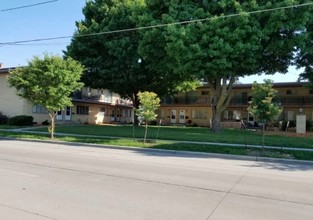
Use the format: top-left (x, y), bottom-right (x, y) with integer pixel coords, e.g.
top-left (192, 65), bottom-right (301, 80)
top-left (136, 91), bottom-right (160, 143)
top-left (138, 0), bottom-right (312, 132)
top-left (247, 79), bottom-right (281, 147)
top-left (8, 54), bottom-right (84, 139)
top-left (65, 0), bottom-right (193, 125)
top-left (297, 18), bottom-right (313, 89)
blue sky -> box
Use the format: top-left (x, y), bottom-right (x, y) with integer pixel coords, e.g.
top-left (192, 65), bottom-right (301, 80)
top-left (0, 0), bottom-right (301, 83)
top-left (0, 0), bottom-right (86, 66)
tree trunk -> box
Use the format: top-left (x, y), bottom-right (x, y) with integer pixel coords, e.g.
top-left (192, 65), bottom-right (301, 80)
top-left (48, 111), bottom-right (56, 139)
top-left (209, 76), bottom-right (236, 133)
top-left (262, 122), bottom-right (265, 149)
top-left (131, 93), bottom-right (140, 126)
top-left (211, 106), bottom-right (222, 133)
top-left (144, 122), bottom-right (148, 143)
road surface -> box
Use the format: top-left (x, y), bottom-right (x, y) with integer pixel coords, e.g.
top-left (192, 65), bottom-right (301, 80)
top-left (0, 139), bottom-right (312, 220)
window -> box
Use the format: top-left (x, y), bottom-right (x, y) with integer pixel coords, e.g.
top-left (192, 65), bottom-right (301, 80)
top-left (309, 90), bottom-right (313, 95)
top-left (32, 105), bottom-right (47, 114)
top-left (191, 109), bottom-right (208, 119)
top-left (286, 90), bottom-right (292, 95)
top-left (76, 106), bottom-right (89, 115)
top-left (224, 110), bottom-right (241, 120)
top-left (201, 91), bottom-right (209, 96)
top-left (122, 109), bottom-right (127, 117)
top-left (99, 107), bottom-right (106, 116)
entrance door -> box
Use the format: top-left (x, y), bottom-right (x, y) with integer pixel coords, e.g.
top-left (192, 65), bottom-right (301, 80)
top-left (170, 110), bottom-right (176, 124)
top-left (65, 107), bottom-right (71, 121)
top-left (248, 112), bottom-right (254, 125)
top-left (179, 110), bottom-right (185, 123)
top-left (56, 110), bottom-right (62, 121)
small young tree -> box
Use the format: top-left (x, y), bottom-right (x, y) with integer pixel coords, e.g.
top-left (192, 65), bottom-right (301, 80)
top-left (247, 79), bottom-right (281, 147)
top-left (8, 54), bottom-right (84, 139)
top-left (136, 91), bottom-right (160, 143)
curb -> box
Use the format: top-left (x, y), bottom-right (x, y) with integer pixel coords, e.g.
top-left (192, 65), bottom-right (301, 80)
top-left (1, 136), bottom-right (313, 165)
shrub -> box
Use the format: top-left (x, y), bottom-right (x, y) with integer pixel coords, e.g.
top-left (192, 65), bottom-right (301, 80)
top-left (0, 112), bottom-right (9, 125)
top-left (8, 115), bottom-right (33, 126)
top-left (280, 120), bottom-right (296, 131)
top-left (42, 120), bottom-right (50, 125)
top-left (149, 120), bottom-right (157, 125)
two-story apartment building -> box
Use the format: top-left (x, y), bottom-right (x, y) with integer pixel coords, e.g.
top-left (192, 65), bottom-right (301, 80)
top-left (158, 82), bottom-right (313, 127)
top-left (0, 67), bottom-right (133, 125)
top-left (2, 66), bottom-right (312, 127)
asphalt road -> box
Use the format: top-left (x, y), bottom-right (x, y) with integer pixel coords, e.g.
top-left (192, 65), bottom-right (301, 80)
top-left (0, 139), bottom-right (312, 220)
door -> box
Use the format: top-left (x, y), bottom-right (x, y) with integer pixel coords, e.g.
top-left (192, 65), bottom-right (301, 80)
top-left (65, 107), bottom-right (71, 121)
top-left (170, 110), bottom-right (176, 124)
top-left (56, 110), bottom-right (62, 121)
top-left (248, 112), bottom-right (254, 125)
top-left (179, 110), bottom-right (185, 123)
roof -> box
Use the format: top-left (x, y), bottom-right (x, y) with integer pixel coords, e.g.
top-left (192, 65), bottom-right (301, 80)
top-left (0, 67), bottom-right (16, 74)
top-left (233, 82), bottom-right (308, 89)
top-left (198, 81), bottom-right (308, 90)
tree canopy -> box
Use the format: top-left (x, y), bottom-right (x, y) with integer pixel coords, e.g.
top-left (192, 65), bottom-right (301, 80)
top-left (65, 0), bottom-right (194, 125)
top-left (8, 54), bottom-right (84, 138)
top-left (297, 17), bottom-right (313, 89)
top-left (137, 0), bottom-right (312, 132)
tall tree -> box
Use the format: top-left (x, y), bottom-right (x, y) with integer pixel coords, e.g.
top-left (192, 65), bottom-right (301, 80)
top-left (138, 0), bottom-right (312, 132)
top-left (65, 0), bottom-right (194, 125)
top-left (8, 54), bottom-right (84, 139)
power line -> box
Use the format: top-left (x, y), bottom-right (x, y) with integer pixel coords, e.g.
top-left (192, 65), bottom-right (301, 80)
top-left (1, 2), bottom-right (312, 46)
top-left (1, 0), bottom-right (58, 12)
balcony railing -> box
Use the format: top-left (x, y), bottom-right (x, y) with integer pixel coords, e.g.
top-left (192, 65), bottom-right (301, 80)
top-left (161, 96), bottom-right (210, 105)
top-left (72, 92), bottom-right (132, 106)
top-left (161, 95), bottom-right (313, 106)
top-left (229, 96), bottom-right (313, 106)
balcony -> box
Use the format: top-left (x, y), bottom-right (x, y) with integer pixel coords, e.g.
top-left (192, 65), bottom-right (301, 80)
top-left (72, 92), bottom-right (132, 106)
top-left (274, 96), bottom-right (313, 106)
top-left (229, 96), bottom-right (313, 107)
top-left (161, 96), bottom-right (210, 105)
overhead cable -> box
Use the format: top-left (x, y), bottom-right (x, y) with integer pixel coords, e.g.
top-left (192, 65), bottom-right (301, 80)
top-left (1, 0), bottom-right (58, 12)
top-left (1, 2), bottom-right (312, 46)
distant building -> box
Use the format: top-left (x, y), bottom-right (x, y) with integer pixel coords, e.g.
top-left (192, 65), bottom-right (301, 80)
top-left (1, 66), bottom-right (313, 127)
top-left (158, 82), bottom-right (313, 128)
top-left (0, 67), bottom-right (133, 125)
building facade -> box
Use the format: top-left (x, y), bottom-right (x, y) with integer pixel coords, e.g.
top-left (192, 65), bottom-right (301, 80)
top-left (2, 66), bottom-right (312, 127)
top-left (0, 67), bottom-right (133, 125)
top-left (158, 82), bottom-right (313, 127)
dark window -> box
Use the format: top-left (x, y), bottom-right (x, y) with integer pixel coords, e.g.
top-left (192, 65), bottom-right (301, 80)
top-left (201, 91), bottom-right (209, 95)
top-left (286, 90), bottom-right (292, 95)
top-left (76, 106), bottom-right (89, 115)
top-left (310, 90), bottom-right (313, 95)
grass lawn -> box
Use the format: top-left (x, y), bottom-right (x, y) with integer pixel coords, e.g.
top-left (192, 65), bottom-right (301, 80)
top-left (1, 124), bottom-right (313, 161)
top-left (29, 124), bottom-right (313, 149)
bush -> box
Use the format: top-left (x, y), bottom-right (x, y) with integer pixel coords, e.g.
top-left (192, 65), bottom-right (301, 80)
top-left (42, 120), bottom-right (50, 125)
top-left (8, 115), bottom-right (33, 126)
top-left (0, 112), bottom-right (9, 125)
top-left (280, 120), bottom-right (296, 131)
top-left (149, 120), bottom-right (157, 125)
